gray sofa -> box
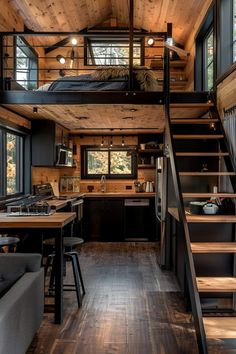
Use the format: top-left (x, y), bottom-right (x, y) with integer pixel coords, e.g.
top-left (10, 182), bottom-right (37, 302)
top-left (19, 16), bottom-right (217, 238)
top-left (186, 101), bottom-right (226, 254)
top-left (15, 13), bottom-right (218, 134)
top-left (0, 253), bottom-right (44, 354)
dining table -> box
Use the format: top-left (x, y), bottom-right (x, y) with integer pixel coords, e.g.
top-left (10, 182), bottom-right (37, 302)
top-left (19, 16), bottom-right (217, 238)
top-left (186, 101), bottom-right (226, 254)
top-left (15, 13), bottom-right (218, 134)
top-left (0, 211), bottom-right (76, 324)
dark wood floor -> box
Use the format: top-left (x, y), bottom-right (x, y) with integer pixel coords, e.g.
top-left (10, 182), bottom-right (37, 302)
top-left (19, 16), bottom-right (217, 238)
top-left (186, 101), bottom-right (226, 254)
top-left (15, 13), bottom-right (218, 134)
top-left (27, 242), bottom-right (235, 354)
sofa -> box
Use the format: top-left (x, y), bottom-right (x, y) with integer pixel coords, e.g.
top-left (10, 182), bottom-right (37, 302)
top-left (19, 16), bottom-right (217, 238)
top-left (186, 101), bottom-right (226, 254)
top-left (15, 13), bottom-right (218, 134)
top-left (0, 253), bottom-right (44, 354)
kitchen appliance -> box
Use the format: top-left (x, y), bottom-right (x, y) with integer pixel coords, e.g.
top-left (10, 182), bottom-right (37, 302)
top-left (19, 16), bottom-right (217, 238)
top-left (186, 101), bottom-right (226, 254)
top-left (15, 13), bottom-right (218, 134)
top-left (56, 145), bottom-right (73, 167)
top-left (6, 196), bottom-right (52, 215)
top-left (124, 198), bottom-right (151, 240)
top-left (134, 181), bottom-right (143, 193)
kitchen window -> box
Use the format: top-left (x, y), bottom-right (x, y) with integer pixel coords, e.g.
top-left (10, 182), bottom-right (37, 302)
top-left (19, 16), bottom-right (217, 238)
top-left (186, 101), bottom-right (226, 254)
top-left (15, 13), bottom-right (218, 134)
top-left (81, 147), bottom-right (137, 179)
top-left (15, 36), bottom-right (38, 90)
top-left (0, 128), bottom-right (24, 199)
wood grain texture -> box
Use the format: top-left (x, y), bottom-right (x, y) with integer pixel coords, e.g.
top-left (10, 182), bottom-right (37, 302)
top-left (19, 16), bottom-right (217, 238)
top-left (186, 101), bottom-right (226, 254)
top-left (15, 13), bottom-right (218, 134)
top-left (197, 277), bottom-right (236, 292)
top-left (204, 317), bottom-right (236, 338)
top-left (27, 242), bottom-right (201, 354)
top-left (191, 242), bottom-right (236, 253)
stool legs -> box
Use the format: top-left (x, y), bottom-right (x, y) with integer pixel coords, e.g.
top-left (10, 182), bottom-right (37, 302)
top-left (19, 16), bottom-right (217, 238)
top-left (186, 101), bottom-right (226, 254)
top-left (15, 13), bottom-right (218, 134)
top-left (45, 251), bottom-right (85, 307)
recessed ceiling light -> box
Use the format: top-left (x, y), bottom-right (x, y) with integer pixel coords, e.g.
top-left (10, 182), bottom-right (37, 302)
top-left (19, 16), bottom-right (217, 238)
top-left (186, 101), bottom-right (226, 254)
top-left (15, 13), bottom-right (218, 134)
top-left (75, 116), bottom-right (89, 120)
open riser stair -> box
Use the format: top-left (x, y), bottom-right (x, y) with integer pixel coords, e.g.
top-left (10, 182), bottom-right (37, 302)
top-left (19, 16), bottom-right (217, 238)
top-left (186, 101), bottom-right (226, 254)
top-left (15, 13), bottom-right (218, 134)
top-left (165, 93), bottom-right (236, 353)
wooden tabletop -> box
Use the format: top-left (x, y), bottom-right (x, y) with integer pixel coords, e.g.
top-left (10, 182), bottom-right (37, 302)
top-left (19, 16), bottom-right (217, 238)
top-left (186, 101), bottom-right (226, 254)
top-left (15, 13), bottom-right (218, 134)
top-left (0, 212), bottom-right (76, 229)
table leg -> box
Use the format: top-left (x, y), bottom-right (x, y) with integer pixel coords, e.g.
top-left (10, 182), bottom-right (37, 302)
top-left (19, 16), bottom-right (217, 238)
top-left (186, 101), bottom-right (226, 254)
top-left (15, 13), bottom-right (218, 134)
top-left (54, 228), bottom-right (63, 324)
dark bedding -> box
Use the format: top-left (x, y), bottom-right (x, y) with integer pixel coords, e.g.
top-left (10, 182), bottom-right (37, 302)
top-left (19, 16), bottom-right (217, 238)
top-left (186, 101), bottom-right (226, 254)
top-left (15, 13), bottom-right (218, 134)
top-left (48, 74), bottom-right (128, 91)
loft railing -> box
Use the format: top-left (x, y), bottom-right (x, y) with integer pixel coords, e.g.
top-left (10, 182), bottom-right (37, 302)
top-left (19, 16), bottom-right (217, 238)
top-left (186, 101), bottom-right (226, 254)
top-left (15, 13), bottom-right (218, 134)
top-left (0, 29), bottom-right (169, 94)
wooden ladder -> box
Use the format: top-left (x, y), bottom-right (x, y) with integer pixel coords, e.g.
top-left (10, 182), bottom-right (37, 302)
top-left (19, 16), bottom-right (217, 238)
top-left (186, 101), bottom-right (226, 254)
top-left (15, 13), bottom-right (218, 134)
top-left (165, 96), bottom-right (236, 353)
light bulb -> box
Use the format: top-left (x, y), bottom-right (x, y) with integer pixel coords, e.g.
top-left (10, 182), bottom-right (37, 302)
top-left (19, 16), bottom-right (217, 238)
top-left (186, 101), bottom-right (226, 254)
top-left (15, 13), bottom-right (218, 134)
top-left (71, 38), bottom-right (78, 46)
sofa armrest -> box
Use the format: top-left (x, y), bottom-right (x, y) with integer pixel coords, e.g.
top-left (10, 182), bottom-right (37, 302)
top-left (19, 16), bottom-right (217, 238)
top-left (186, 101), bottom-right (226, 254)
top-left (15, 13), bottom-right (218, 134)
top-left (0, 253), bottom-right (42, 273)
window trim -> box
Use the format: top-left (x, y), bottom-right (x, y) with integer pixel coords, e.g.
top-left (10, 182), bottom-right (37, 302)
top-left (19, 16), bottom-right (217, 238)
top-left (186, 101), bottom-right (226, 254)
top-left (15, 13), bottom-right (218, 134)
top-left (81, 145), bottom-right (137, 179)
top-left (203, 28), bottom-right (214, 91)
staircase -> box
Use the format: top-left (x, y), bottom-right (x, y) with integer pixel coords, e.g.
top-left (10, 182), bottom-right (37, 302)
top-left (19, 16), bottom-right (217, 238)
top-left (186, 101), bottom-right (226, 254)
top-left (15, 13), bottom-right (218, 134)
top-left (165, 94), bottom-right (236, 353)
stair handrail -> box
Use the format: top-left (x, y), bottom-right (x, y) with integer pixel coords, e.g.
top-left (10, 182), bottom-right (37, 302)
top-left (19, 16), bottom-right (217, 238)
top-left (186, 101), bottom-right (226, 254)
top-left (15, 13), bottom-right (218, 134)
top-left (163, 48), bottom-right (208, 354)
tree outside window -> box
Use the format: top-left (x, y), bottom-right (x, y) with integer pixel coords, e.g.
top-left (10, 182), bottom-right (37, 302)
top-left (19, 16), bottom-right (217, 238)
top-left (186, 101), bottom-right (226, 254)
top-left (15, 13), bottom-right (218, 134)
top-left (6, 133), bottom-right (23, 195)
top-left (204, 29), bottom-right (214, 91)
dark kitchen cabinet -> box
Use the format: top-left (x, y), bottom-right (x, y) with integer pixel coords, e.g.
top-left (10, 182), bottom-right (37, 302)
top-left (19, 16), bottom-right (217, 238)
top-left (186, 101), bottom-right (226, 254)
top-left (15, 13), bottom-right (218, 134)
top-left (84, 198), bottom-right (124, 241)
top-left (31, 120), bottom-right (69, 166)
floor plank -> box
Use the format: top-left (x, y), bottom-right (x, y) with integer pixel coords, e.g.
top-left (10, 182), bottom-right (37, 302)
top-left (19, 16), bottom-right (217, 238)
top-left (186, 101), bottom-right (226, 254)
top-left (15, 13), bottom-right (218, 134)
top-left (26, 242), bottom-right (236, 354)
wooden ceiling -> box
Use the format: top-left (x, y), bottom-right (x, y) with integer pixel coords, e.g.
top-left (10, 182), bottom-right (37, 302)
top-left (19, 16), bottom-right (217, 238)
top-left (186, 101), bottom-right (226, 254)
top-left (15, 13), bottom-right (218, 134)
top-left (9, 0), bottom-right (207, 45)
top-left (3, 103), bottom-right (210, 133)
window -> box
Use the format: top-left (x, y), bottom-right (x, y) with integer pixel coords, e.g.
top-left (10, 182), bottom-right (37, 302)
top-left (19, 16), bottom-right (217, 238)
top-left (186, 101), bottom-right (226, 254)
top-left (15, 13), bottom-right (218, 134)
top-left (195, 8), bottom-right (214, 91)
top-left (203, 29), bottom-right (214, 90)
top-left (0, 128), bottom-right (24, 199)
top-left (85, 38), bottom-right (143, 66)
top-left (82, 147), bottom-right (137, 179)
top-left (15, 36), bottom-right (38, 90)
top-left (233, 0), bottom-right (236, 62)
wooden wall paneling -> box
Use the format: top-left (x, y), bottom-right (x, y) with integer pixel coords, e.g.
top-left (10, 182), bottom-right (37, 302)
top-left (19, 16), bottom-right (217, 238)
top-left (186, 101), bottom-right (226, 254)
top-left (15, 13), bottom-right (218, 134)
top-left (217, 70), bottom-right (236, 117)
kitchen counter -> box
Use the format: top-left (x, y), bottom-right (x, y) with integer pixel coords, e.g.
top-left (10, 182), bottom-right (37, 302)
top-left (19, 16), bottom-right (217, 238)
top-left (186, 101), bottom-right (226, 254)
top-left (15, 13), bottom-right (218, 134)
top-left (84, 192), bottom-right (155, 198)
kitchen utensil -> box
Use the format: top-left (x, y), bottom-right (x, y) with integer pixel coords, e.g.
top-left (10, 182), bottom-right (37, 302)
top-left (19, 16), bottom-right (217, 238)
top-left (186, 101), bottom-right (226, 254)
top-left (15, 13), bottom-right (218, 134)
top-left (203, 203), bottom-right (219, 215)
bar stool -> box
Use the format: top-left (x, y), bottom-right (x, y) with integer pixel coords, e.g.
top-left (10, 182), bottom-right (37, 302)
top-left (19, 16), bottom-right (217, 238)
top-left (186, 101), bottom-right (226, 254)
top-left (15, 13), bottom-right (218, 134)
top-left (44, 237), bottom-right (85, 307)
top-left (0, 237), bottom-right (20, 253)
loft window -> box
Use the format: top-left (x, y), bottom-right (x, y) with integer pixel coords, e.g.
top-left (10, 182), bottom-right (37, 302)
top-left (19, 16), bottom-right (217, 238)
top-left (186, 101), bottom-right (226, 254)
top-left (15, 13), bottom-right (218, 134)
top-left (0, 128), bottom-right (24, 199)
top-left (81, 146), bottom-right (137, 179)
top-left (15, 36), bottom-right (38, 90)
top-left (203, 29), bottom-right (214, 91)
top-left (233, 0), bottom-right (236, 62)
top-left (85, 38), bottom-right (143, 66)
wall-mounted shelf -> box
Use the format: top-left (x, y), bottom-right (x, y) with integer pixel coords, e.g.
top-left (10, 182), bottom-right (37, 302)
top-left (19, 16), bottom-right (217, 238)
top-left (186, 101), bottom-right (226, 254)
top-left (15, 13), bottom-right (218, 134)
top-left (138, 164), bottom-right (156, 169)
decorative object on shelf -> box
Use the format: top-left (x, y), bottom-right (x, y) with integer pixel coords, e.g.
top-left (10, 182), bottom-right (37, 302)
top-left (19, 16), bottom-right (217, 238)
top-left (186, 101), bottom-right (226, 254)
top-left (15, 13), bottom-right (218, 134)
top-left (140, 143), bottom-right (146, 150)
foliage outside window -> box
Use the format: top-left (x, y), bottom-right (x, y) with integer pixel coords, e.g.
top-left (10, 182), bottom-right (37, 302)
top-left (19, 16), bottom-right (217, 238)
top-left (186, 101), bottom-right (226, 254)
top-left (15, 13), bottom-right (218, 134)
top-left (15, 36), bottom-right (38, 90)
top-left (204, 29), bottom-right (214, 91)
top-left (86, 38), bottom-right (142, 66)
top-left (82, 147), bottom-right (137, 179)
top-left (0, 129), bottom-right (23, 198)
top-left (233, 0), bottom-right (236, 62)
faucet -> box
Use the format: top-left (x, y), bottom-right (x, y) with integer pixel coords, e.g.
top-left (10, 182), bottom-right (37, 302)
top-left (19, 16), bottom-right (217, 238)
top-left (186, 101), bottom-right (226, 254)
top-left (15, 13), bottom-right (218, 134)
top-left (100, 175), bottom-right (106, 193)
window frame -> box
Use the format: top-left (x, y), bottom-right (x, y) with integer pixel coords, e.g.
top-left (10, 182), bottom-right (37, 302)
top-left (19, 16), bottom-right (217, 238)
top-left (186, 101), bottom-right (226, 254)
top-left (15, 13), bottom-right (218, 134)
top-left (14, 36), bottom-right (38, 90)
top-left (203, 28), bottom-right (214, 91)
top-left (195, 7), bottom-right (214, 91)
top-left (84, 37), bottom-right (144, 66)
top-left (0, 126), bottom-right (26, 201)
top-left (81, 146), bottom-right (137, 179)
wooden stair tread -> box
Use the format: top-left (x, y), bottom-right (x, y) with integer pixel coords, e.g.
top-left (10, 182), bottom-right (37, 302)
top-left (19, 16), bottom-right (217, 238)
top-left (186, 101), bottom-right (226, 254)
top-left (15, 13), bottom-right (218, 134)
top-left (176, 152), bottom-right (229, 156)
top-left (179, 172), bottom-right (236, 176)
top-left (182, 193), bottom-right (236, 198)
top-left (171, 119), bottom-right (218, 124)
top-left (173, 134), bottom-right (224, 139)
top-left (187, 215), bottom-right (236, 223)
top-left (197, 277), bottom-right (236, 292)
top-left (191, 242), bottom-right (236, 253)
top-left (203, 317), bottom-right (236, 338)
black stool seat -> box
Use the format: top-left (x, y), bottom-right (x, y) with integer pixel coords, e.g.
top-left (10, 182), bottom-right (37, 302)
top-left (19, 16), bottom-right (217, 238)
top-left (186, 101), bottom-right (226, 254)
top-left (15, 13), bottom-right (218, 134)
top-left (63, 237), bottom-right (84, 249)
top-left (0, 237), bottom-right (20, 252)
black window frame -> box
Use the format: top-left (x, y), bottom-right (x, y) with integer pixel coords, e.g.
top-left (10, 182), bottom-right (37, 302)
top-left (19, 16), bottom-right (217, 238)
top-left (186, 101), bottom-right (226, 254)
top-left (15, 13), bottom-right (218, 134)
top-left (81, 145), bottom-right (137, 179)
top-left (14, 36), bottom-right (38, 90)
top-left (84, 37), bottom-right (144, 66)
top-left (195, 7), bottom-right (214, 91)
top-left (0, 124), bottom-right (30, 201)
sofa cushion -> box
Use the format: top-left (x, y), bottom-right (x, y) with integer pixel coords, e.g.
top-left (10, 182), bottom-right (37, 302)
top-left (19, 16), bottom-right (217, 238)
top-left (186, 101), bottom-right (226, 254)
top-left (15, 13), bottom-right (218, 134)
top-left (0, 271), bottom-right (24, 298)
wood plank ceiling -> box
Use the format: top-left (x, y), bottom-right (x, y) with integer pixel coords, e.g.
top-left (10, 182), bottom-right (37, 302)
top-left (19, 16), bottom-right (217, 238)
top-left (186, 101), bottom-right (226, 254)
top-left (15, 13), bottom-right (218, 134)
top-left (9, 0), bottom-right (207, 45)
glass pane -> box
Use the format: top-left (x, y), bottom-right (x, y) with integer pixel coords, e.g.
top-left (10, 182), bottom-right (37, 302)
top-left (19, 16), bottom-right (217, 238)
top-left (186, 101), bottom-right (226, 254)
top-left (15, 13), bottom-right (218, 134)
top-left (89, 42), bottom-right (141, 65)
top-left (87, 151), bottom-right (109, 174)
top-left (207, 62), bottom-right (214, 90)
top-left (110, 151), bottom-right (132, 174)
top-left (6, 133), bottom-right (22, 195)
top-left (207, 32), bottom-right (213, 65)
